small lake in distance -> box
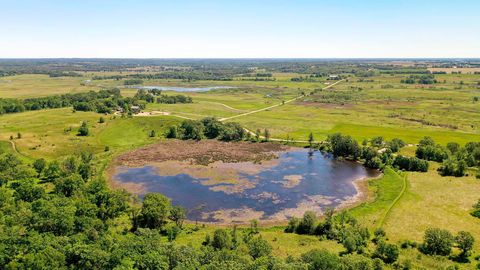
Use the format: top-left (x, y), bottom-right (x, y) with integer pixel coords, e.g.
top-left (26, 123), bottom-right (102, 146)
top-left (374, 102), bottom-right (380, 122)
top-left (126, 86), bottom-right (235, 92)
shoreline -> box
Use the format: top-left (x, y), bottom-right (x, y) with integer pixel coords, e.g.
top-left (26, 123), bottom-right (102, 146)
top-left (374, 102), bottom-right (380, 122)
top-left (107, 141), bottom-right (383, 226)
top-left (181, 171), bottom-right (383, 227)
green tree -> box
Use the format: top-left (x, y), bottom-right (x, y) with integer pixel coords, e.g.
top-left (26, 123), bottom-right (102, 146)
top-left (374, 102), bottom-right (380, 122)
top-left (211, 229), bottom-right (232, 250)
top-left (255, 129), bottom-right (261, 142)
top-left (219, 122), bottom-right (244, 141)
top-left (78, 121), bottom-right (89, 136)
top-left (54, 174), bottom-right (84, 197)
top-left (149, 130), bottom-right (156, 137)
top-left (33, 158), bottom-right (47, 175)
top-left (455, 231), bottom-right (474, 257)
top-left (138, 193), bottom-right (172, 229)
top-left (296, 211), bottom-right (317, 235)
top-left (247, 237), bottom-right (272, 259)
top-left (180, 120), bottom-right (204, 141)
top-left (263, 129), bottom-right (270, 142)
top-left (98, 117), bottom-right (105, 123)
top-left (166, 125), bottom-right (178, 139)
top-left (201, 117), bottom-right (224, 139)
top-left (285, 217), bottom-right (299, 233)
top-left (422, 228), bottom-right (453, 256)
top-left (169, 205), bottom-right (186, 228)
top-left (374, 241), bottom-right (399, 264)
top-left (301, 249), bottom-right (341, 270)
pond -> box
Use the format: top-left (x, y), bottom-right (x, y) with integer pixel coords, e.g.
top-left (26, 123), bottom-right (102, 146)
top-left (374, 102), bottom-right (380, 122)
top-left (127, 86), bottom-right (235, 92)
top-left (112, 149), bottom-right (379, 223)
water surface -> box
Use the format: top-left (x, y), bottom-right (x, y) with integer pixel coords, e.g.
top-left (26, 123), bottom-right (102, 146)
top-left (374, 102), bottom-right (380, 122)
top-left (127, 85), bottom-right (234, 92)
top-left (113, 149), bottom-right (378, 223)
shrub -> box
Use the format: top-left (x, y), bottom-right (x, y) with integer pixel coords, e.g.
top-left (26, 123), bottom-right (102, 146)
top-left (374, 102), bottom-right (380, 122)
top-left (393, 155), bottom-right (429, 172)
top-left (166, 126), bottom-right (178, 139)
top-left (77, 121), bottom-right (89, 136)
top-left (211, 229), bottom-right (232, 250)
top-left (296, 211), bottom-right (317, 235)
top-left (422, 228), bottom-right (453, 256)
top-left (455, 231), bottom-right (474, 257)
top-left (284, 217), bottom-right (299, 233)
top-left (374, 241), bottom-right (399, 264)
top-left (247, 237), bottom-right (272, 259)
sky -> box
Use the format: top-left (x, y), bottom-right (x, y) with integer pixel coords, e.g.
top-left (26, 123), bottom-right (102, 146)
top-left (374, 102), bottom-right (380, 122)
top-left (1, 0), bottom-right (479, 58)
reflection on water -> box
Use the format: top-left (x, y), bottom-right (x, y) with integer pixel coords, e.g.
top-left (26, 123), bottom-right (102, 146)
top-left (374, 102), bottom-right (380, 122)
top-left (113, 149), bottom-right (379, 223)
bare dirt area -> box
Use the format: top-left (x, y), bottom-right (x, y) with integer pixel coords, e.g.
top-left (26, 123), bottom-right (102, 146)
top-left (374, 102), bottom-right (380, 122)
top-left (114, 139), bottom-right (289, 167)
top-left (298, 101), bottom-right (355, 109)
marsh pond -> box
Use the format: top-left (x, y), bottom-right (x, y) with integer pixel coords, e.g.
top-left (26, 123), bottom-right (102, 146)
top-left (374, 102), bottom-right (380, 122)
top-left (111, 141), bottom-right (379, 224)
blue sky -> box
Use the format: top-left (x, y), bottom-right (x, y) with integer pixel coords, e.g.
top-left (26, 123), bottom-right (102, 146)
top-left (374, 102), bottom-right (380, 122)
top-left (1, 0), bottom-right (479, 58)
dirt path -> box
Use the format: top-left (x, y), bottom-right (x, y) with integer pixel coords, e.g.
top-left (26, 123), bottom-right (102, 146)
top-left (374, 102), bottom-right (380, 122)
top-left (219, 79), bottom-right (344, 122)
top-left (201, 101), bottom-right (246, 112)
top-left (9, 140), bottom-right (18, 153)
top-left (377, 171), bottom-right (408, 229)
top-left (135, 79), bottom-right (344, 143)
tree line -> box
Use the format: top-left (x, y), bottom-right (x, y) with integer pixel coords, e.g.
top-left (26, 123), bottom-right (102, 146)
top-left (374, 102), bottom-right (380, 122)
top-left (0, 88), bottom-right (144, 115)
top-left (166, 118), bottom-right (245, 142)
top-left (93, 71), bottom-right (234, 81)
top-left (323, 133), bottom-right (479, 176)
top-left (401, 74), bottom-right (437, 84)
top-left (0, 88), bottom-right (194, 116)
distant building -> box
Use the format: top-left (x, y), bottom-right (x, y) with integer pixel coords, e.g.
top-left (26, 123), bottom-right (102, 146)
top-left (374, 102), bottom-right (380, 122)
top-left (130, 105), bottom-right (141, 113)
top-left (328, 74), bottom-right (339, 80)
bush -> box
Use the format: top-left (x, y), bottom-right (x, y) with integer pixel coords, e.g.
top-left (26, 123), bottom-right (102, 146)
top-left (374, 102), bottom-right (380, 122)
top-left (77, 121), bottom-right (89, 136)
top-left (438, 158), bottom-right (467, 177)
top-left (285, 217), bottom-right (299, 233)
top-left (393, 155), bottom-right (429, 172)
top-left (422, 228), bottom-right (453, 256)
top-left (296, 211), bottom-right (317, 235)
top-left (327, 133), bottom-right (361, 160)
top-left (455, 231), bottom-right (474, 257)
top-left (211, 229), bottom-right (232, 250)
top-left (137, 193), bottom-right (172, 229)
top-left (166, 126), bottom-right (178, 139)
top-left (180, 120), bottom-right (204, 140)
top-left (374, 241), bottom-right (399, 264)
top-left (247, 237), bottom-right (272, 259)
top-left (218, 122), bottom-right (244, 141)
top-left (301, 249), bottom-right (341, 270)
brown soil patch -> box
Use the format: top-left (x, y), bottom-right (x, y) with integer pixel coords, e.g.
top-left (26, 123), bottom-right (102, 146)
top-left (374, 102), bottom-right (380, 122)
top-left (298, 101), bottom-right (355, 109)
top-left (114, 140), bottom-right (289, 167)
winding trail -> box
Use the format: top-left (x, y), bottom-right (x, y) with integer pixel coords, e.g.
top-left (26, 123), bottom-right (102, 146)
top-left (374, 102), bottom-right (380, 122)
top-left (201, 101), bottom-right (246, 112)
top-left (219, 79), bottom-right (344, 122)
top-left (9, 140), bottom-right (19, 154)
top-left (377, 171), bottom-right (408, 229)
top-left (136, 79), bottom-right (345, 143)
